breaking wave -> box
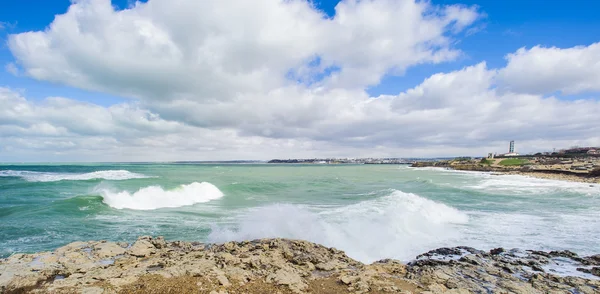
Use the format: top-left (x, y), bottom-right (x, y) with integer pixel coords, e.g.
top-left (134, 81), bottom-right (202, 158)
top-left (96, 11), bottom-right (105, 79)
top-left (98, 182), bottom-right (224, 210)
top-left (208, 190), bottom-right (468, 262)
top-left (0, 170), bottom-right (151, 182)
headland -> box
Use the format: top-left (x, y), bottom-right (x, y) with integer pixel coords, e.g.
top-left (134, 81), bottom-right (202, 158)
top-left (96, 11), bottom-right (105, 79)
top-left (411, 155), bottom-right (600, 184)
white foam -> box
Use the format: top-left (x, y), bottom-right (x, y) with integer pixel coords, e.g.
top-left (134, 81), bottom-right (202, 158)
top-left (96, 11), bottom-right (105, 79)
top-left (459, 210), bottom-right (600, 257)
top-left (98, 182), bottom-right (224, 210)
top-left (465, 173), bottom-right (600, 195)
top-left (541, 257), bottom-right (600, 280)
top-left (0, 170), bottom-right (151, 182)
top-left (209, 190), bottom-right (468, 263)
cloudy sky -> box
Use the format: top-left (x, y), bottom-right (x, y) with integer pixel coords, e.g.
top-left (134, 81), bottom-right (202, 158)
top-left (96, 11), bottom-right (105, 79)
top-left (1, 0), bottom-right (600, 162)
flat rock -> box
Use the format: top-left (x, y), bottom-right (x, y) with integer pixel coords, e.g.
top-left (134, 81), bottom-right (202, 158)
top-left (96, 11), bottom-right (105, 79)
top-left (127, 240), bottom-right (156, 257)
top-left (95, 242), bottom-right (126, 258)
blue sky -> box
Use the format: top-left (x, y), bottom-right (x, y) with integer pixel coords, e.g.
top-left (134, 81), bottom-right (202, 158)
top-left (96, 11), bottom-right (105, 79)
top-left (2, 0), bottom-right (600, 104)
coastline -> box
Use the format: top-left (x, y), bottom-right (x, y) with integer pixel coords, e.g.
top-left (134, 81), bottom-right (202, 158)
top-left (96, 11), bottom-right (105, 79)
top-left (502, 170), bottom-right (600, 184)
top-left (410, 161), bottom-right (600, 184)
top-left (2, 236), bottom-right (599, 294)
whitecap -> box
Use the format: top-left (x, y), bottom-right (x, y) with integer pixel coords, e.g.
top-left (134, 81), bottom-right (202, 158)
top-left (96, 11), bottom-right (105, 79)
top-left (0, 170), bottom-right (151, 182)
top-left (464, 173), bottom-right (600, 195)
top-left (98, 182), bottom-right (224, 210)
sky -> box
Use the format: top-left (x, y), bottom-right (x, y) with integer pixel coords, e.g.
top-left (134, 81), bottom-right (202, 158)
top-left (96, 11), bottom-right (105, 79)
top-left (1, 0), bottom-right (600, 161)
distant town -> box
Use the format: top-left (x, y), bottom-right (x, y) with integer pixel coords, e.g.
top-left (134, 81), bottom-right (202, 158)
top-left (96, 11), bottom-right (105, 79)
top-left (266, 141), bottom-right (600, 183)
top-left (410, 141), bottom-right (600, 183)
top-left (487, 140), bottom-right (599, 158)
top-left (268, 141), bottom-right (600, 164)
top-left (267, 158), bottom-right (421, 164)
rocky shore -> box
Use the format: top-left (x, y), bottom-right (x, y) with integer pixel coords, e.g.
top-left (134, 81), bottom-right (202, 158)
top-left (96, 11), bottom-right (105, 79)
top-left (2, 237), bottom-right (599, 293)
top-left (411, 160), bottom-right (600, 184)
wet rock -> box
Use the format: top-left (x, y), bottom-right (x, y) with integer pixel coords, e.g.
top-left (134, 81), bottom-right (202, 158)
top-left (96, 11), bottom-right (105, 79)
top-left (417, 247), bottom-right (463, 259)
top-left (490, 248), bottom-right (504, 255)
top-left (587, 254), bottom-right (600, 264)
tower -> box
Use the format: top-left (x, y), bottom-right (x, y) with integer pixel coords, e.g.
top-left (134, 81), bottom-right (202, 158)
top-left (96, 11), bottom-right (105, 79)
top-left (509, 140), bottom-right (515, 153)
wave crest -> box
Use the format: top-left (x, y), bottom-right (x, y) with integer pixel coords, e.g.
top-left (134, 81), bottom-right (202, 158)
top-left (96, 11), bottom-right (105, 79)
top-left (98, 182), bottom-right (224, 210)
top-left (0, 170), bottom-right (151, 182)
top-left (209, 189), bottom-right (468, 262)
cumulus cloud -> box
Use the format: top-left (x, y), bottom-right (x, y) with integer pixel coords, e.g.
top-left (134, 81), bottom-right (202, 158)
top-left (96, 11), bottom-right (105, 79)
top-left (498, 42), bottom-right (600, 95)
top-left (0, 87), bottom-right (338, 161)
top-left (8, 0), bottom-right (479, 100)
top-left (2, 0), bottom-right (600, 161)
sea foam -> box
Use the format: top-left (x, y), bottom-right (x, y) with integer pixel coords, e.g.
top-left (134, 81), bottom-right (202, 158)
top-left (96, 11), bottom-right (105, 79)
top-left (465, 173), bottom-right (600, 195)
top-left (208, 190), bottom-right (468, 263)
top-left (98, 182), bottom-right (224, 210)
top-left (0, 170), bottom-right (151, 182)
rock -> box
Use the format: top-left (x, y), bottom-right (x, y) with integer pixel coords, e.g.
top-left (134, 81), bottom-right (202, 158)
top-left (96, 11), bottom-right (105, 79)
top-left (458, 255), bottom-right (480, 265)
top-left (2, 238), bottom-right (600, 294)
top-left (315, 261), bottom-right (337, 271)
top-left (81, 286), bottom-right (105, 294)
top-left (127, 240), bottom-right (155, 257)
top-left (150, 236), bottom-right (168, 249)
top-left (588, 254), bottom-right (600, 264)
top-left (5, 274), bottom-right (44, 290)
top-left (444, 289), bottom-right (471, 294)
top-left (340, 275), bottom-right (358, 285)
top-left (223, 242), bottom-right (236, 251)
top-left (490, 248), bottom-right (504, 255)
top-left (266, 269), bottom-right (306, 292)
top-left (216, 273), bottom-right (231, 287)
top-left (417, 247), bottom-right (463, 259)
top-left (94, 242), bottom-right (126, 258)
top-left (426, 283), bottom-right (448, 293)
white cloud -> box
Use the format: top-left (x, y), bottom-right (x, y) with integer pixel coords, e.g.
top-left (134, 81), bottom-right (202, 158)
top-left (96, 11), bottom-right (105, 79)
top-left (3, 53), bottom-right (600, 161)
top-left (498, 42), bottom-right (600, 95)
top-left (8, 0), bottom-right (479, 100)
top-left (2, 0), bottom-right (600, 161)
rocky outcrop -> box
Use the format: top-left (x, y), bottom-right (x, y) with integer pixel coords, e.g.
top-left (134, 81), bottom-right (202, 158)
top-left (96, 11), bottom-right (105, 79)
top-left (411, 159), bottom-right (600, 183)
top-left (1, 237), bottom-right (599, 293)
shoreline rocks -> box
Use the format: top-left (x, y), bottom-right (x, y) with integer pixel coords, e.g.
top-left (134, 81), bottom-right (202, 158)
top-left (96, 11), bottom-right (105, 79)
top-left (2, 237), bottom-right (599, 293)
top-left (411, 161), bottom-right (600, 184)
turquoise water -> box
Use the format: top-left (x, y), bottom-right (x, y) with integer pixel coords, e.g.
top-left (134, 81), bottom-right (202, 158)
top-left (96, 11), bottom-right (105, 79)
top-left (1, 163), bottom-right (599, 262)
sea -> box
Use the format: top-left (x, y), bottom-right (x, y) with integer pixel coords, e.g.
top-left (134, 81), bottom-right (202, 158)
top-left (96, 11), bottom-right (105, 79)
top-left (1, 163), bottom-right (599, 263)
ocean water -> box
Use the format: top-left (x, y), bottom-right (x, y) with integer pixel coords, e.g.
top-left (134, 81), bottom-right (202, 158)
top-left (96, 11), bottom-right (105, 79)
top-left (1, 163), bottom-right (599, 263)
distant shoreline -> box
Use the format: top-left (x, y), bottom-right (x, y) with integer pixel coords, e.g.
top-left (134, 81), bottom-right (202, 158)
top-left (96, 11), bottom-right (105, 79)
top-left (411, 158), bottom-right (600, 184)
